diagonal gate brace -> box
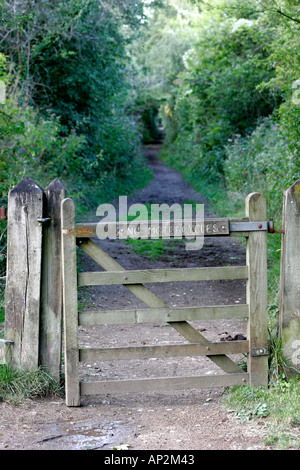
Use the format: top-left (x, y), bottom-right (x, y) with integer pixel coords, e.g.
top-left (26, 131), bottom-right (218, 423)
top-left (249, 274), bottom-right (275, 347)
top-left (77, 239), bottom-right (244, 375)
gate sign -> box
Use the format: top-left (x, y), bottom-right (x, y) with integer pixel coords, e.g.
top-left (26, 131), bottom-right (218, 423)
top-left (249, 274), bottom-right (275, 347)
top-left (118, 218), bottom-right (230, 238)
top-left (94, 218), bottom-right (230, 239)
top-left (75, 219), bottom-right (230, 239)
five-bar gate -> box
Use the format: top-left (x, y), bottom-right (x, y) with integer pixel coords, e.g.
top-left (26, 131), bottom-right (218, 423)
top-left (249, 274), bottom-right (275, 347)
top-left (61, 193), bottom-right (268, 407)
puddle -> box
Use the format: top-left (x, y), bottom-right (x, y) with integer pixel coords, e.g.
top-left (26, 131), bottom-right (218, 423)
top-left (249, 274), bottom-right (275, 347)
top-left (37, 420), bottom-right (133, 450)
top-left (62, 423), bottom-right (114, 450)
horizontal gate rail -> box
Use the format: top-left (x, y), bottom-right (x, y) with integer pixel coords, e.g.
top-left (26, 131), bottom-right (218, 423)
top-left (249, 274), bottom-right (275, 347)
top-left (80, 373), bottom-right (249, 396)
top-left (79, 340), bottom-right (249, 362)
top-left (78, 265), bottom-right (248, 287)
top-left (79, 304), bottom-right (249, 326)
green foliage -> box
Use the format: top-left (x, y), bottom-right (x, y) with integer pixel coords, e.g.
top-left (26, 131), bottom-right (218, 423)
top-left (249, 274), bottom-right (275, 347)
top-left (224, 118), bottom-right (297, 222)
top-left (0, 0), bottom-right (153, 207)
top-left (224, 377), bottom-right (300, 448)
top-left (223, 118), bottom-right (299, 322)
top-left (0, 53), bottom-right (5, 79)
top-left (0, 101), bottom-right (85, 196)
top-left (160, 2), bottom-right (278, 182)
top-left (129, 0), bottom-right (199, 142)
top-left (155, 0), bottom-right (300, 195)
top-left (125, 238), bottom-right (183, 260)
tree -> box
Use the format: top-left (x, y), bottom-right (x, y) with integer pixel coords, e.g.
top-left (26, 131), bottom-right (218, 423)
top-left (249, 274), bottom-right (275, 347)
top-left (0, 0), bottom-right (154, 201)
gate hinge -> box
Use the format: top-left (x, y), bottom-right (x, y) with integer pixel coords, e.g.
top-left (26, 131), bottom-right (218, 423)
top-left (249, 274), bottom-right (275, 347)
top-left (250, 347), bottom-right (268, 357)
top-left (267, 219), bottom-right (285, 234)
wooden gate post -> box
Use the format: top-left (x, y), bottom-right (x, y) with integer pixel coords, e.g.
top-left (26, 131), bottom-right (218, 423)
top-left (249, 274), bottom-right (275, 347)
top-left (5, 177), bottom-right (44, 370)
top-left (61, 198), bottom-right (80, 406)
top-left (40, 179), bottom-right (66, 381)
top-left (279, 180), bottom-right (300, 374)
top-left (246, 193), bottom-right (268, 386)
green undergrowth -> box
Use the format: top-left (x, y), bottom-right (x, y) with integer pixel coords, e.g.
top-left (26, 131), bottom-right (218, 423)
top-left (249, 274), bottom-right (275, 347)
top-left (0, 364), bottom-right (64, 404)
top-left (222, 377), bottom-right (300, 449)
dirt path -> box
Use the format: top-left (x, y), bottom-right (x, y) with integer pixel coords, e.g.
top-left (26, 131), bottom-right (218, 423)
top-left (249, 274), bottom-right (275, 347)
top-left (0, 143), bottom-right (269, 451)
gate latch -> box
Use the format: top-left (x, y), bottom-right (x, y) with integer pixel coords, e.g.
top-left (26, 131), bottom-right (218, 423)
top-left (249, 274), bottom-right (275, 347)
top-left (250, 347), bottom-right (268, 357)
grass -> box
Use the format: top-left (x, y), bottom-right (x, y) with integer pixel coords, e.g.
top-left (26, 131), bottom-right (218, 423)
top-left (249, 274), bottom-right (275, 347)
top-left (223, 329), bottom-right (300, 449)
top-left (0, 282), bottom-right (5, 341)
top-left (0, 364), bottom-right (64, 404)
top-left (125, 238), bottom-right (184, 260)
top-left (223, 378), bottom-right (300, 449)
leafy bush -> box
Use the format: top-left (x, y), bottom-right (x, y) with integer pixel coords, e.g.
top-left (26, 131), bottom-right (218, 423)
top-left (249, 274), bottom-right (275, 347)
top-left (160, 5), bottom-right (278, 181)
top-left (224, 118), bottom-right (297, 222)
top-left (0, 101), bottom-right (85, 197)
top-left (0, 0), bottom-right (152, 208)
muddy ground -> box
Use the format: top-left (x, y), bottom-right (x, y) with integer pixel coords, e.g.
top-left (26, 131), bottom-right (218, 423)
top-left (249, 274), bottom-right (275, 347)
top-left (0, 144), bottom-right (272, 451)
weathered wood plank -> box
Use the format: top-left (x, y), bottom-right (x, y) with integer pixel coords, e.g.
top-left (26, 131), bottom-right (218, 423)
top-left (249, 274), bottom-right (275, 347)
top-left (79, 340), bottom-right (249, 362)
top-left (78, 265), bottom-right (248, 287)
top-left (279, 180), bottom-right (300, 375)
top-left (246, 193), bottom-right (268, 386)
top-left (279, 180), bottom-right (300, 374)
top-left (78, 239), bottom-right (244, 374)
top-left (5, 177), bottom-right (43, 370)
top-left (40, 179), bottom-right (66, 381)
top-left (168, 322), bottom-right (244, 374)
top-left (80, 373), bottom-right (249, 395)
top-left (79, 304), bottom-right (249, 326)
top-left (61, 198), bottom-right (80, 407)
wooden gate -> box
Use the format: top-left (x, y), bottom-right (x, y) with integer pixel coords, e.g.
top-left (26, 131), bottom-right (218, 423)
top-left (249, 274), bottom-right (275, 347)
top-left (61, 193), bottom-right (268, 407)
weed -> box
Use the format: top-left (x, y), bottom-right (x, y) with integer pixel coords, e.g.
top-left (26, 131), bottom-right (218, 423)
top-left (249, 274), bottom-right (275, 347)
top-left (223, 377), bottom-right (300, 448)
top-left (233, 402), bottom-right (270, 423)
